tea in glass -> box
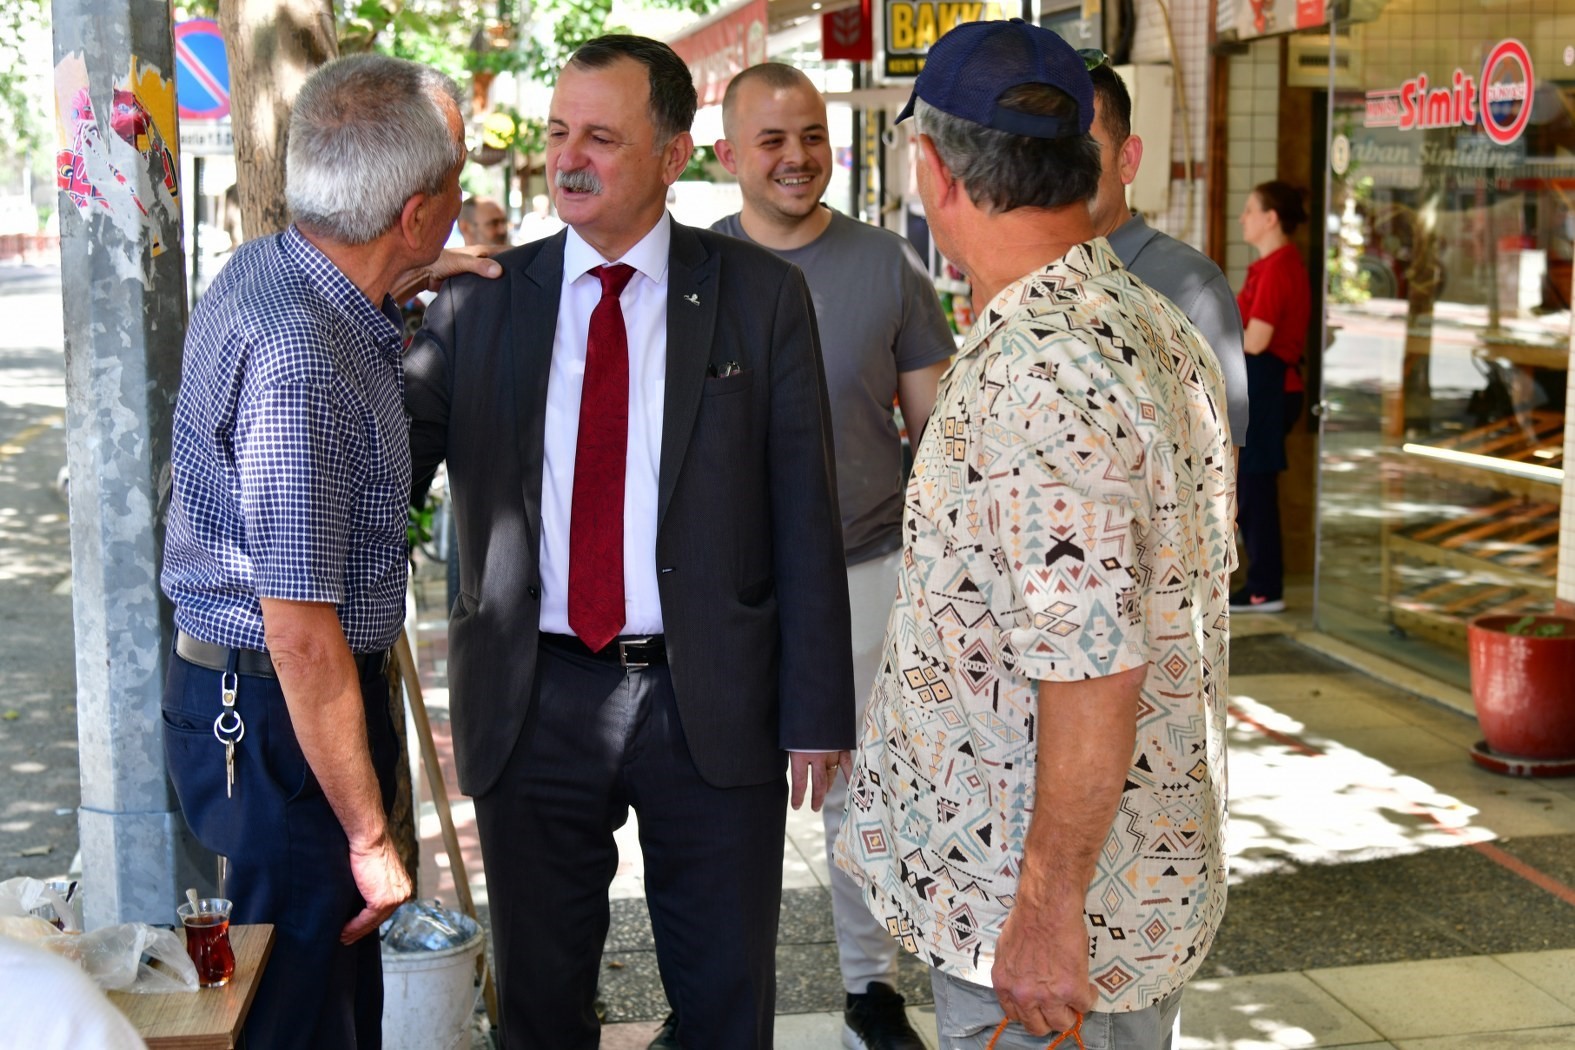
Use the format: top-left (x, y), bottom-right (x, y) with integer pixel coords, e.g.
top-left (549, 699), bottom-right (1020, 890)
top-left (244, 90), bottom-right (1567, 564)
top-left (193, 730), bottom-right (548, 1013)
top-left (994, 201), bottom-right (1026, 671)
top-left (177, 898), bottom-right (236, 987)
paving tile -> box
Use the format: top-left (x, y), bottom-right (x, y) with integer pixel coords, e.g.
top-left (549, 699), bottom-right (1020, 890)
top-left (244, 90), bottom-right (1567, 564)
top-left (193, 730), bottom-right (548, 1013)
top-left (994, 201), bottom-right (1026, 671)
top-left (1401, 767), bottom-right (1575, 839)
top-left (595, 947), bottom-right (671, 1024)
top-left (1495, 949), bottom-right (1575, 1008)
top-left (1179, 971), bottom-right (1380, 1049)
top-left (1305, 957), bottom-right (1575, 1039)
top-left (1249, 695), bottom-right (1411, 734)
top-left (1510, 777), bottom-right (1575, 817)
top-left (1224, 751), bottom-right (1486, 876)
top-left (784, 798), bottom-right (831, 890)
top-left (773, 1009), bottom-right (845, 1048)
top-left (1420, 889), bottom-right (1575, 957)
top-left (610, 816), bottom-right (646, 899)
top-left (1230, 636), bottom-right (1350, 676)
top-left (774, 1007), bottom-right (938, 1048)
top-left (1393, 1031), bottom-right (1575, 1049)
top-left (1383, 703), bottom-right (1481, 746)
top-left (1492, 837), bottom-right (1575, 890)
top-left (1317, 725), bottom-right (1474, 769)
top-left (774, 941), bottom-right (934, 1015)
top-left (1230, 671), bottom-right (1410, 711)
top-left (1202, 883), bottom-right (1476, 976)
top-left (606, 896), bottom-right (653, 951)
top-left (777, 885), bottom-right (835, 945)
top-left (606, 886), bottom-right (835, 953)
top-left (600, 1018), bottom-right (667, 1049)
top-left (773, 941), bottom-right (847, 1014)
top-left (1306, 844), bottom-right (1528, 902)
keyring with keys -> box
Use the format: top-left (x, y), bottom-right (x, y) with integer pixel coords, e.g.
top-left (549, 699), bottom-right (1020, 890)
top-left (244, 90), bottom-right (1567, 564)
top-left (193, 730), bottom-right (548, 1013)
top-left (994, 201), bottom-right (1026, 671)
top-left (213, 670), bottom-right (246, 799)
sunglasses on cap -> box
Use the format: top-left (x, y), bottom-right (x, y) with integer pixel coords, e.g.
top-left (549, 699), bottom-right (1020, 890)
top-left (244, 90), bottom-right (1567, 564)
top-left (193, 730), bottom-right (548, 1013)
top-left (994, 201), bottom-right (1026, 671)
top-left (1077, 48), bottom-right (1111, 70)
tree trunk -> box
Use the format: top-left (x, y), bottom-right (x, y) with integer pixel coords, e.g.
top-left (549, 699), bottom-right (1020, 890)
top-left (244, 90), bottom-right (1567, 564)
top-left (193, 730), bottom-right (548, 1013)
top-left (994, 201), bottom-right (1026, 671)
top-left (217, 0), bottom-right (336, 241)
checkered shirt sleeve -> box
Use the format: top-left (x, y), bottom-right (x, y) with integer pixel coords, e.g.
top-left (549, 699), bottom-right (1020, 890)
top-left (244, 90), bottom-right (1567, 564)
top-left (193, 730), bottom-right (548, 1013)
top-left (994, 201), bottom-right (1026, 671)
top-left (161, 227), bottom-right (410, 653)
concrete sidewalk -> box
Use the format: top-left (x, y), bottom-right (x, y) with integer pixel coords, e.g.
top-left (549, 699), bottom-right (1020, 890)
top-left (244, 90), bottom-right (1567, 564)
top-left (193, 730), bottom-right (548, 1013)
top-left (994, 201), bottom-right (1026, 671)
top-left (408, 565), bottom-right (1575, 1048)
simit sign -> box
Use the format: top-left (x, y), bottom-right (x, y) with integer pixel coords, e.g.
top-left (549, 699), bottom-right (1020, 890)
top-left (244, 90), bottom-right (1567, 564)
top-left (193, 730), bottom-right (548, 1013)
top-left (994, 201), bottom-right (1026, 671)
top-left (1363, 39), bottom-right (1534, 146)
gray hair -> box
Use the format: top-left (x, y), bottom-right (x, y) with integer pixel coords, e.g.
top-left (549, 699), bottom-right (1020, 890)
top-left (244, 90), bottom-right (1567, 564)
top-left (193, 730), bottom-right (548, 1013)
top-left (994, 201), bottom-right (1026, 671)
top-left (915, 94), bottom-right (1101, 214)
top-left (286, 54), bottom-right (464, 245)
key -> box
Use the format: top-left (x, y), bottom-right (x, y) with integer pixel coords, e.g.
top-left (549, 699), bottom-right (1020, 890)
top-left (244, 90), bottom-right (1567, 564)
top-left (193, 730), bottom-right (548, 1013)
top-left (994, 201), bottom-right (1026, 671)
top-left (215, 671), bottom-right (244, 802)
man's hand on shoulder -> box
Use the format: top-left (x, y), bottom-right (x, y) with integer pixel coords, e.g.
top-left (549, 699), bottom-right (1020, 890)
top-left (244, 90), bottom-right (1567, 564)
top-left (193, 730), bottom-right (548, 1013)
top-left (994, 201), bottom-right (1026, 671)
top-left (392, 245), bottom-right (504, 302)
top-left (340, 829), bottom-right (413, 944)
top-left (789, 750), bottom-right (853, 811)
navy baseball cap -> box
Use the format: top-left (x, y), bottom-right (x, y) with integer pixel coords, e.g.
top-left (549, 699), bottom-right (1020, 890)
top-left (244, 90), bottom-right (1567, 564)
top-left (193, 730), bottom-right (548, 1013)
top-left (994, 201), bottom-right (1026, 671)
top-left (894, 19), bottom-right (1095, 139)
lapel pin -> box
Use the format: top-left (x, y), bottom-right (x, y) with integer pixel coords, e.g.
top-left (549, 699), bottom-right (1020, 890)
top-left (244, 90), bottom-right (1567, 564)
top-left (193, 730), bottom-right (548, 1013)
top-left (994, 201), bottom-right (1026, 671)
top-left (683, 293), bottom-right (700, 305)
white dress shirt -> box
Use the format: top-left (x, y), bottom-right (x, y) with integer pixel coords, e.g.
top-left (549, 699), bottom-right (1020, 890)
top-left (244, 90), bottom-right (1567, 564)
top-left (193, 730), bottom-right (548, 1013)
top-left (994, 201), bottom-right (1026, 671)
top-left (539, 215), bottom-right (670, 636)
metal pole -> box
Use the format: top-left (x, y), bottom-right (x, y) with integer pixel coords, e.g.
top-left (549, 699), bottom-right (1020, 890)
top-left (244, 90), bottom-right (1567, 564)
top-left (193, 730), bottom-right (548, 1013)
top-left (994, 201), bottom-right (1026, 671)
top-left (191, 155), bottom-right (204, 305)
top-left (50, 0), bottom-right (204, 928)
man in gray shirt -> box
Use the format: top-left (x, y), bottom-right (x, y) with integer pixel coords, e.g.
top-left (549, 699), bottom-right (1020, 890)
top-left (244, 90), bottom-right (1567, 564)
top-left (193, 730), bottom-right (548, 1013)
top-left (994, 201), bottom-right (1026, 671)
top-left (1088, 61), bottom-right (1248, 445)
top-left (710, 62), bottom-right (954, 1050)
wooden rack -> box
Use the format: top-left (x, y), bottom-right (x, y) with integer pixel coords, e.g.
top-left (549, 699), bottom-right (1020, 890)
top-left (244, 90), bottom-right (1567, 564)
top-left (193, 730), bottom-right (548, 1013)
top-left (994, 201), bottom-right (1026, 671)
top-left (1383, 405), bottom-right (1563, 647)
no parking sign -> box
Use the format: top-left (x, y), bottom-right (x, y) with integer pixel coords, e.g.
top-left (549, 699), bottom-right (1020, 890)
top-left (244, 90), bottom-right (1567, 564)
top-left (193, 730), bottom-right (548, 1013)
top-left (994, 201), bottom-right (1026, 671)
top-left (175, 19), bottom-right (230, 121)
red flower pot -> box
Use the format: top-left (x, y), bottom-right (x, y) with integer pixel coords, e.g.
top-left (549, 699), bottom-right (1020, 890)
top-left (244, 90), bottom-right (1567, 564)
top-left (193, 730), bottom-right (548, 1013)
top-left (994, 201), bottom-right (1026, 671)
top-left (1467, 614), bottom-right (1575, 762)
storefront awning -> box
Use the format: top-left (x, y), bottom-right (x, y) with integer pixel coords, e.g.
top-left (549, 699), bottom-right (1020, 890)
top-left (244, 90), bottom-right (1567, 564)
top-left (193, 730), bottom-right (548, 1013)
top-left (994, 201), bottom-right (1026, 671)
top-left (667, 0), bottom-right (862, 106)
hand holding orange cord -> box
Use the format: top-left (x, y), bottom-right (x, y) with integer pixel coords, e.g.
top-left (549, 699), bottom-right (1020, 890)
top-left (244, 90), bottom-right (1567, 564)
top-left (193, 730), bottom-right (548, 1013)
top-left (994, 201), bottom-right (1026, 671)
top-left (985, 1012), bottom-right (1085, 1050)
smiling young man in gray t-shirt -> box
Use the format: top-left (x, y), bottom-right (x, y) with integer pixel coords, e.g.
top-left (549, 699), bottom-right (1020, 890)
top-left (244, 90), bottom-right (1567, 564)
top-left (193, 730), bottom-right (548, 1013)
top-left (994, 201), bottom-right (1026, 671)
top-left (705, 63), bottom-right (954, 1050)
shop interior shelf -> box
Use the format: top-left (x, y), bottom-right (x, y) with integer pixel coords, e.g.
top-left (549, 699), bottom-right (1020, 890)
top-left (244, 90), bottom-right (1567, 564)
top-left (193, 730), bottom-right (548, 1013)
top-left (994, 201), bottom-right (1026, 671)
top-left (1387, 495), bottom-right (1559, 586)
top-left (1398, 410), bottom-right (1564, 499)
top-left (1389, 575), bottom-right (1552, 648)
top-left (1476, 337), bottom-right (1572, 373)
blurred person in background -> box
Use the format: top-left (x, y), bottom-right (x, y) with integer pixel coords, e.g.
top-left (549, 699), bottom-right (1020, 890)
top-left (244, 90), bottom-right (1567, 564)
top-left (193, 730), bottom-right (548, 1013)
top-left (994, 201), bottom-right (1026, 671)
top-left (1231, 180), bottom-right (1311, 614)
top-left (458, 194), bottom-right (510, 247)
top-left (1085, 59), bottom-right (1247, 449)
top-left (711, 61), bottom-right (954, 1050)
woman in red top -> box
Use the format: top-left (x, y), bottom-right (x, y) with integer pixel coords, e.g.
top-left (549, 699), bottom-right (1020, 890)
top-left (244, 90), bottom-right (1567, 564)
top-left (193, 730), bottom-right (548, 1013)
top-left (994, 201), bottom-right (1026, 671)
top-left (1233, 180), bottom-right (1311, 613)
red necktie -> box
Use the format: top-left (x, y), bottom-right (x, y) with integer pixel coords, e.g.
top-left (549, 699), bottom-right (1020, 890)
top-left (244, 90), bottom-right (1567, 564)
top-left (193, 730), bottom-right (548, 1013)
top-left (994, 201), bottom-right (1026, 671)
top-left (568, 263), bottom-right (637, 652)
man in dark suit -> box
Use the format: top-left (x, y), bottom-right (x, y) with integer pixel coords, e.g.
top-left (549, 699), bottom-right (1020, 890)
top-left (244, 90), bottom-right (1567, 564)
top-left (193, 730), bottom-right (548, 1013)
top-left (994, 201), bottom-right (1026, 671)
top-left (404, 34), bottom-right (855, 1050)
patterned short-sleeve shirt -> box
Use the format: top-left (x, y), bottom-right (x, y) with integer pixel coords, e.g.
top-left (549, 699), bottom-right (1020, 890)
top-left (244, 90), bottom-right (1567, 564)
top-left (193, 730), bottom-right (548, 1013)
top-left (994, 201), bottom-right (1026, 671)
top-left (161, 226), bottom-right (411, 654)
top-left (835, 239), bottom-right (1234, 1011)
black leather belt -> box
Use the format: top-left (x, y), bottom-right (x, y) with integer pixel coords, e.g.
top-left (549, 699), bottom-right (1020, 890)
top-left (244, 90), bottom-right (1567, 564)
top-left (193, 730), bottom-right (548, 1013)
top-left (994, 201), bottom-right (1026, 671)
top-left (175, 630), bottom-right (388, 679)
top-left (540, 633), bottom-right (666, 668)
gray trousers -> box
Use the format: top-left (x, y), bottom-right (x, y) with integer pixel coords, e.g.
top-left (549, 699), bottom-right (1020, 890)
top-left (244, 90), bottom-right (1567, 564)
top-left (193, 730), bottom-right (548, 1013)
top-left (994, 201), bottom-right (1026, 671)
top-left (823, 548), bottom-right (905, 993)
top-left (931, 969), bottom-right (1183, 1050)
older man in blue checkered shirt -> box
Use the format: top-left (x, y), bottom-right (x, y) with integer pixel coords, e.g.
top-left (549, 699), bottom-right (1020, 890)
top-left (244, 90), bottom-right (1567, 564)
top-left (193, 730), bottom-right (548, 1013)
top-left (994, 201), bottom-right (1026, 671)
top-left (159, 55), bottom-right (497, 1049)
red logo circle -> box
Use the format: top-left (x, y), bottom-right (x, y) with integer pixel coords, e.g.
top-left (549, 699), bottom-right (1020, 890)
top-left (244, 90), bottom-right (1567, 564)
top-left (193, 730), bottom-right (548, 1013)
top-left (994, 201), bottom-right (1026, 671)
top-left (1480, 39), bottom-right (1533, 145)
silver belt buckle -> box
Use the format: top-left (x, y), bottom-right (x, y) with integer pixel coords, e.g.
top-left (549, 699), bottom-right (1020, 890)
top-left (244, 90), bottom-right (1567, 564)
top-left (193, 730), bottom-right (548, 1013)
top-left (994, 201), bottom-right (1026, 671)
top-left (618, 637), bottom-right (653, 669)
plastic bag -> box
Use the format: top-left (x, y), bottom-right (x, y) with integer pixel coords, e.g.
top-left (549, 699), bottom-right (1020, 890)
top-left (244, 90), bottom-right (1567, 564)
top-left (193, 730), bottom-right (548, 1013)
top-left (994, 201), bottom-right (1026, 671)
top-left (59, 922), bottom-right (199, 993)
top-left (0, 877), bottom-right (198, 993)
top-left (0, 876), bottom-right (78, 931)
top-left (380, 899), bottom-right (479, 952)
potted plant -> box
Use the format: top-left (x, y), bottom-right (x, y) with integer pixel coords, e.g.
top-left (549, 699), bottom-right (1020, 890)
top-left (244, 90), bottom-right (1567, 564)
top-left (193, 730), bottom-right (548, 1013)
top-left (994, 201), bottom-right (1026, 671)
top-left (1467, 613), bottom-right (1575, 776)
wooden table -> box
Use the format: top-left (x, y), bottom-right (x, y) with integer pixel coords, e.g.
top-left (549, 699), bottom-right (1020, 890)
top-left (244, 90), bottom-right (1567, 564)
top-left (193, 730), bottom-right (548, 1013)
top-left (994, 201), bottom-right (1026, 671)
top-left (107, 924), bottom-right (274, 1049)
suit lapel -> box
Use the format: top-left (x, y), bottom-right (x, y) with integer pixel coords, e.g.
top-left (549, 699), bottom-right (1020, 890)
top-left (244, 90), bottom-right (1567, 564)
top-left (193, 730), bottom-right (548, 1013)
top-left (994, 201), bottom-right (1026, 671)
top-left (514, 231), bottom-right (567, 554)
top-left (658, 222), bottom-right (717, 529)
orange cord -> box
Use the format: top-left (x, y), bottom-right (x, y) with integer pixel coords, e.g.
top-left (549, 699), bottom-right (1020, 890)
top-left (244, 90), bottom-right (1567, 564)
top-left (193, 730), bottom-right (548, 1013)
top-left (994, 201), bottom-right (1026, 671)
top-left (985, 1011), bottom-right (1085, 1050)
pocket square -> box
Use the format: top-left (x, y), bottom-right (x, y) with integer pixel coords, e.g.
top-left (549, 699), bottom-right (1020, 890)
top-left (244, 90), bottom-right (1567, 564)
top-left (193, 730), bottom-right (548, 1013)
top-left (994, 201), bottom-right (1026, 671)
top-left (707, 360), bottom-right (743, 378)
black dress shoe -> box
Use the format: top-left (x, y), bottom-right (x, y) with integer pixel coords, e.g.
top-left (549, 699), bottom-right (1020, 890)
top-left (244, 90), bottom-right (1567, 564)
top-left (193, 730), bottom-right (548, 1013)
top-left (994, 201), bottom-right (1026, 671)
top-left (843, 981), bottom-right (928, 1050)
top-left (647, 1011), bottom-right (683, 1050)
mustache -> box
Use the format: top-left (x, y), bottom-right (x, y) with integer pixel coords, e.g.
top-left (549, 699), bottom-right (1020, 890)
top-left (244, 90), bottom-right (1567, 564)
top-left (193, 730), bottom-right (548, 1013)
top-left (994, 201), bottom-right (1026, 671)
top-left (556, 167), bottom-right (603, 195)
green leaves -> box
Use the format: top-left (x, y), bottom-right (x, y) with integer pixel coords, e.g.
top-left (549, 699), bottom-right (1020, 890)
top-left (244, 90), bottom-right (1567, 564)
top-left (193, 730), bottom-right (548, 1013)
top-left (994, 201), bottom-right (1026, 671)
top-left (1503, 615), bottom-right (1570, 638)
top-left (0, 0), bottom-right (47, 155)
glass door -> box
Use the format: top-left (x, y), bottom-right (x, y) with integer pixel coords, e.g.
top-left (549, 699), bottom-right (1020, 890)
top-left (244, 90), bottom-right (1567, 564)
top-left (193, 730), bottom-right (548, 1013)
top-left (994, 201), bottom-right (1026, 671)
top-left (1315, 3), bottom-right (1574, 688)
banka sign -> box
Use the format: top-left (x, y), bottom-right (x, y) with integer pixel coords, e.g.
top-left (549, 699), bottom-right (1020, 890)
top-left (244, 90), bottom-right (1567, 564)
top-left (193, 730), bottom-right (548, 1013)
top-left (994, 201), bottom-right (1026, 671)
top-left (1363, 39), bottom-right (1534, 146)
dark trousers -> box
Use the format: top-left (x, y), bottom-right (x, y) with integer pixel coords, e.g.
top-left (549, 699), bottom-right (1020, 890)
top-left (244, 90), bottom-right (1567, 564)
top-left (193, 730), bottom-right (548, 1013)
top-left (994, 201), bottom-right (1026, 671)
top-left (475, 642), bottom-right (788, 1050)
top-left (162, 651), bottom-right (399, 1050)
top-left (1238, 469), bottom-right (1283, 601)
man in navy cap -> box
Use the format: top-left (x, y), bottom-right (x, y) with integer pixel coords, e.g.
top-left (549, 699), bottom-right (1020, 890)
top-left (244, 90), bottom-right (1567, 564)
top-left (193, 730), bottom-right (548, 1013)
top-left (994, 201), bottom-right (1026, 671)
top-left (834, 19), bottom-right (1234, 1049)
